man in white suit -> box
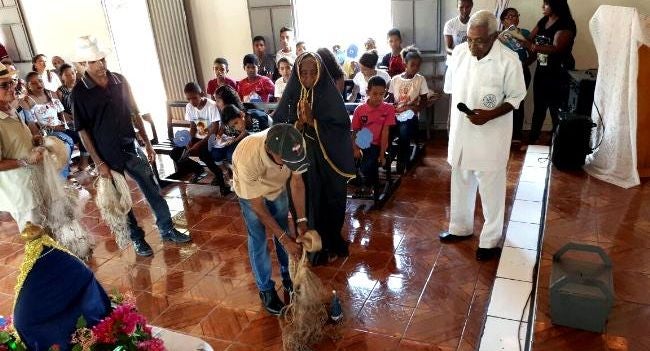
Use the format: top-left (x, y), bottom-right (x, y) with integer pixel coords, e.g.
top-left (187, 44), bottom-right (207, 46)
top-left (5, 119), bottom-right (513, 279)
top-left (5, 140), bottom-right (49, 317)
top-left (439, 10), bottom-right (527, 261)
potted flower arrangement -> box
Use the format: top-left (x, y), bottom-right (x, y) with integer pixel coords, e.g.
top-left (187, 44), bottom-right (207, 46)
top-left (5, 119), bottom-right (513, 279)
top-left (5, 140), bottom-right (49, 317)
top-left (70, 292), bottom-right (165, 351)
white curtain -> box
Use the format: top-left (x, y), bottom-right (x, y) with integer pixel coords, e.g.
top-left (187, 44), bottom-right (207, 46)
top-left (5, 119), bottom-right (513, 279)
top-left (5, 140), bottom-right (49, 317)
top-left (585, 5), bottom-right (650, 188)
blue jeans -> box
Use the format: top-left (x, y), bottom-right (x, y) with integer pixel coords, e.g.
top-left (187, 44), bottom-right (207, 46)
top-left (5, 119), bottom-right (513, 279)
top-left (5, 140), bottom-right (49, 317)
top-left (239, 192), bottom-right (291, 292)
top-left (48, 131), bottom-right (73, 179)
top-left (122, 146), bottom-right (174, 240)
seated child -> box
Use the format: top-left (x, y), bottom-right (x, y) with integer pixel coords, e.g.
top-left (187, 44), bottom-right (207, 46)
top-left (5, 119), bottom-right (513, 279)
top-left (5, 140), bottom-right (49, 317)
top-left (237, 54), bottom-right (275, 103)
top-left (387, 46), bottom-right (428, 173)
top-left (296, 41), bottom-right (307, 56)
top-left (206, 57), bottom-right (237, 96)
top-left (352, 51), bottom-right (390, 102)
top-left (352, 76), bottom-right (396, 191)
top-left (170, 83), bottom-right (231, 195)
top-left (380, 28), bottom-right (406, 77)
top-left (211, 104), bottom-right (270, 171)
top-left (274, 57), bottom-right (293, 100)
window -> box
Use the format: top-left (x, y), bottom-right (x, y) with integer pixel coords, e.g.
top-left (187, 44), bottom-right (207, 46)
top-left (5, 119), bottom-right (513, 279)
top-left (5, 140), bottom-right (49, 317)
top-left (293, 0), bottom-right (392, 57)
top-left (0, 0), bottom-right (33, 62)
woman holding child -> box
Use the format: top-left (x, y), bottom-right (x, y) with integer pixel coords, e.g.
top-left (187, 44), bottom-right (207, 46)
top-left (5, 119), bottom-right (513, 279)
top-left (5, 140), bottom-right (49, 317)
top-left (274, 52), bottom-right (355, 266)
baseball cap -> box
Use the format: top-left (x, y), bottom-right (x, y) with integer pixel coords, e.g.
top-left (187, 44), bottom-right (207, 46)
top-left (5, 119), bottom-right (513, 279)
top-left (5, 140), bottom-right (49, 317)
top-left (265, 124), bottom-right (309, 173)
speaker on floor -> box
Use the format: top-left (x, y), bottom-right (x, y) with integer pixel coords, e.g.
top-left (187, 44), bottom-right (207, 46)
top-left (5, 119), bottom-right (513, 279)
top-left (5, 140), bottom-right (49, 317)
top-left (551, 112), bottom-right (596, 170)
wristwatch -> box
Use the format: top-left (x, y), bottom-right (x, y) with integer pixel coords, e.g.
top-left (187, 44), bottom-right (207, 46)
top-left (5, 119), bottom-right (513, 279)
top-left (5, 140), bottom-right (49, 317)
top-left (296, 217), bottom-right (308, 224)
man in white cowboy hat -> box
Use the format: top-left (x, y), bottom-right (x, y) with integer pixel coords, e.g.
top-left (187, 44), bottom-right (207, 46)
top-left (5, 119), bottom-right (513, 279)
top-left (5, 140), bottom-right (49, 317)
top-left (0, 62), bottom-right (46, 231)
top-left (71, 35), bottom-right (191, 257)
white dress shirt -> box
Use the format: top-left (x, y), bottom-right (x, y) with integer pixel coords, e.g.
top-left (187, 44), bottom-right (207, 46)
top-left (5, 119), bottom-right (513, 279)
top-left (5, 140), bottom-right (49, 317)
top-left (444, 40), bottom-right (526, 171)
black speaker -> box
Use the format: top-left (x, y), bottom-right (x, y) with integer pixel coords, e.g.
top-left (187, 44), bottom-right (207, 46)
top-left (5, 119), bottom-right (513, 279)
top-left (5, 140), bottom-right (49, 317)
top-left (552, 112), bottom-right (595, 170)
top-left (567, 70), bottom-right (597, 115)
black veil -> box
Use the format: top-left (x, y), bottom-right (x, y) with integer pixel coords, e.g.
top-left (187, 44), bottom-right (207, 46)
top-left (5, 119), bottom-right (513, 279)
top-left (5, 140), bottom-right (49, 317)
top-left (273, 52), bottom-right (355, 177)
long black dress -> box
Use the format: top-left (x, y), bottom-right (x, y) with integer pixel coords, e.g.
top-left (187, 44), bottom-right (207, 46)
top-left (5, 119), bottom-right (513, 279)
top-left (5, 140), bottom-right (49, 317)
top-left (273, 52), bottom-right (356, 265)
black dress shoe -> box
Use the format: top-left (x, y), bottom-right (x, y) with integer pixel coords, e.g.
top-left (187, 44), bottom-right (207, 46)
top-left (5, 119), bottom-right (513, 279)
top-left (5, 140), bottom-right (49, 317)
top-left (133, 239), bottom-right (153, 257)
top-left (476, 247), bottom-right (502, 261)
top-left (439, 231), bottom-right (473, 243)
top-left (259, 289), bottom-right (285, 316)
top-left (161, 228), bottom-right (192, 243)
top-left (282, 278), bottom-right (294, 294)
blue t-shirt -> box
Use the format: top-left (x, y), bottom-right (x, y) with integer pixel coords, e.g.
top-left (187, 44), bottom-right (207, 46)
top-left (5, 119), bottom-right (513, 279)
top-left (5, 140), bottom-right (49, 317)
top-left (501, 28), bottom-right (531, 62)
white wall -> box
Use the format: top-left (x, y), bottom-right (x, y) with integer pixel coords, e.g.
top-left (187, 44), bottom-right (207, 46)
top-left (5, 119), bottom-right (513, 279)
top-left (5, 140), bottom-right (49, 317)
top-left (186, 0), bottom-right (253, 87)
top-left (436, 0), bottom-right (650, 131)
top-left (20, 0), bottom-right (119, 72)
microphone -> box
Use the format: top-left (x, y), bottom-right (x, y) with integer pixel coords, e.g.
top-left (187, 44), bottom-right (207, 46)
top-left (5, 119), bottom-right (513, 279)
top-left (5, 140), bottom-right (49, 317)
top-left (457, 103), bottom-right (476, 116)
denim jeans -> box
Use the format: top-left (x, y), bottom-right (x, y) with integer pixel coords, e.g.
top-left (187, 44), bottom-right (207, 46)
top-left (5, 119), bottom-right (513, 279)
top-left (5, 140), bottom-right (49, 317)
top-left (122, 146), bottom-right (174, 241)
top-left (359, 144), bottom-right (380, 187)
top-left (48, 131), bottom-right (73, 179)
top-left (239, 192), bottom-right (291, 292)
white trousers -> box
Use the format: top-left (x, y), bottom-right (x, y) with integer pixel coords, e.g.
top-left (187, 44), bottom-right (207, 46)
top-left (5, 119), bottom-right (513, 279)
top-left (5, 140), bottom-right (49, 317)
top-left (9, 207), bottom-right (41, 233)
top-left (449, 167), bottom-right (506, 248)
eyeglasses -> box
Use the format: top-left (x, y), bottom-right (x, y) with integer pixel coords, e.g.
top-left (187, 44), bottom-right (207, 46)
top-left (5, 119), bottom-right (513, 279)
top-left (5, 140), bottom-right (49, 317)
top-left (467, 37), bottom-right (492, 47)
top-left (505, 13), bottom-right (520, 18)
top-left (0, 79), bottom-right (17, 90)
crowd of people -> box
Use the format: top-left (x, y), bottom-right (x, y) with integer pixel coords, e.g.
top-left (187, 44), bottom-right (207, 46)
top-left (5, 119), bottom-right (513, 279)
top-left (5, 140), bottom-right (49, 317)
top-left (0, 0), bottom-right (578, 346)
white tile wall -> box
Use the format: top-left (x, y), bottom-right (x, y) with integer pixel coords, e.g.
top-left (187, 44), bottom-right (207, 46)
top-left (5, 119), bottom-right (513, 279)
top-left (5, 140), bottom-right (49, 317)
top-left (515, 181), bottom-right (546, 202)
top-left (487, 278), bottom-right (533, 321)
top-left (479, 316), bottom-right (527, 351)
top-left (496, 246), bottom-right (537, 282)
top-left (526, 145), bottom-right (550, 154)
top-left (509, 200), bottom-right (544, 224)
top-left (504, 221), bottom-right (540, 251)
top-left (480, 145), bottom-right (550, 349)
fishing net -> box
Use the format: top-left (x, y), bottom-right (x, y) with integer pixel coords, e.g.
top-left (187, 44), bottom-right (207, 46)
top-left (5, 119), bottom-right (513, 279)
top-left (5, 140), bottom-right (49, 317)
top-left (94, 171), bottom-right (132, 248)
top-left (280, 230), bottom-right (330, 351)
top-left (30, 138), bottom-right (94, 260)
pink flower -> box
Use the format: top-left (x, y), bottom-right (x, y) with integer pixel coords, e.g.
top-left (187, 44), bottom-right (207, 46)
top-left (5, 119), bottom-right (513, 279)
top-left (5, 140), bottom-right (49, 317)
top-left (137, 338), bottom-right (166, 351)
top-left (91, 315), bottom-right (117, 344)
top-left (110, 303), bottom-right (147, 335)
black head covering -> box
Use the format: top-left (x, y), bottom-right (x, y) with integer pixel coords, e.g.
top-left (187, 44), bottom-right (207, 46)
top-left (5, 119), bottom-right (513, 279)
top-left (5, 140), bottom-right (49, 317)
top-left (273, 52), bottom-right (355, 177)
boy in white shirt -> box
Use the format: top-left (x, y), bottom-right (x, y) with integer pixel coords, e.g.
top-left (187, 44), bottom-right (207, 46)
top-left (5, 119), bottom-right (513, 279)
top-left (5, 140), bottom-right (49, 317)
top-left (444, 0), bottom-right (473, 61)
top-left (351, 51), bottom-right (390, 102)
top-left (169, 82), bottom-right (230, 195)
top-left (276, 27), bottom-right (297, 64)
top-left (387, 47), bottom-right (429, 173)
top-left (274, 58), bottom-right (293, 100)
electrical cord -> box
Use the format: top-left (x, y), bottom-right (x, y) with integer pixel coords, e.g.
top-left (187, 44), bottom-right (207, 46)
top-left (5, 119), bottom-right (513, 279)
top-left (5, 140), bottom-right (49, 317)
top-left (591, 101), bottom-right (605, 151)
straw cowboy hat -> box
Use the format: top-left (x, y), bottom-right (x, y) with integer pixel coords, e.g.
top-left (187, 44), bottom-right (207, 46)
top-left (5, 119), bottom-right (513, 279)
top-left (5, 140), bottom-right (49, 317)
top-left (0, 61), bottom-right (18, 80)
top-left (74, 35), bottom-right (109, 62)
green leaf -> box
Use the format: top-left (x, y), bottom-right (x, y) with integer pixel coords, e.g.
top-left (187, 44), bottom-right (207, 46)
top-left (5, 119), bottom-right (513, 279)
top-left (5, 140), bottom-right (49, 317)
top-left (76, 315), bottom-right (87, 329)
top-left (71, 345), bottom-right (83, 351)
top-left (0, 332), bottom-right (11, 343)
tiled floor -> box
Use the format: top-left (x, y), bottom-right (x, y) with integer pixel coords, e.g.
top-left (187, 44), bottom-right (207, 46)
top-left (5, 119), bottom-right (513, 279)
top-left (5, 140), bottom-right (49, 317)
top-left (533, 168), bottom-right (650, 350)
top-left (0, 138), bottom-right (530, 351)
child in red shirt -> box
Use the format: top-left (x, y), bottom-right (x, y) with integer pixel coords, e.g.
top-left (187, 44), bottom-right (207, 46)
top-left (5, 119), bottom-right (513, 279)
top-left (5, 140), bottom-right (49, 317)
top-left (206, 57), bottom-right (237, 96)
top-left (380, 28), bottom-right (406, 77)
top-left (352, 76), bottom-right (396, 190)
top-left (237, 54), bottom-right (275, 103)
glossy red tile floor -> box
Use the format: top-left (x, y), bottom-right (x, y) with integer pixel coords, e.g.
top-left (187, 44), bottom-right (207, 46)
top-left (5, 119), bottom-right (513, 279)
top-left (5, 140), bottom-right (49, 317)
top-left (0, 138), bottom-right (528, 351)
top-left (534, 169), bottom-right (650, 351)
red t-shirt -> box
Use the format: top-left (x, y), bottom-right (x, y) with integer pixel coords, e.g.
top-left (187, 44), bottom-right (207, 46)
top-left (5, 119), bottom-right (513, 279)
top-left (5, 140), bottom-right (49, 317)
top-left (206, 77), bottom-right (237, 96)
top-left (352, 102), bottom-right (396, 146)
top-left (237, 76), bottom-right (275, 103)
top-left (388, 55), bottom-right (406, 77)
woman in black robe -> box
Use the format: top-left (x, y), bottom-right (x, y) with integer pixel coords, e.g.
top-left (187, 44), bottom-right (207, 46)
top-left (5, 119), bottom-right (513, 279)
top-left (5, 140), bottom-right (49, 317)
top-left (273, 52), bottom-right (355, 265)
